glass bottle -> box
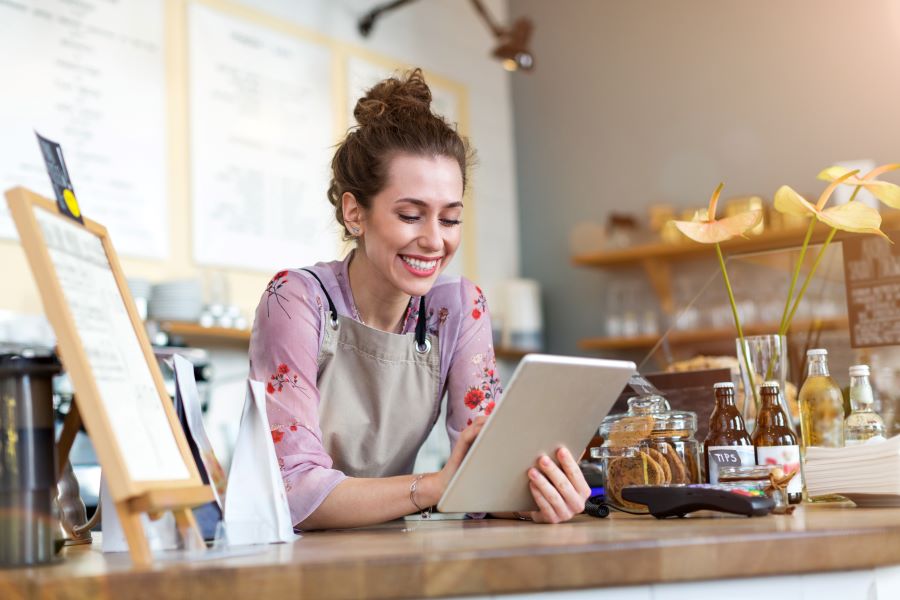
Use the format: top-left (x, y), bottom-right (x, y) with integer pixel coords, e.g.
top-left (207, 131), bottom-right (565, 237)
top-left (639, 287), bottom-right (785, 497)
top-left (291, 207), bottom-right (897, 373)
top-left (844, 364), bottom-right (886, 446)
top-left (799, 348), bottom-right (844, 450)
top-left (752, 381), bottom-right (802, 504)
top-left (704, 382), bottom-right (754, 484)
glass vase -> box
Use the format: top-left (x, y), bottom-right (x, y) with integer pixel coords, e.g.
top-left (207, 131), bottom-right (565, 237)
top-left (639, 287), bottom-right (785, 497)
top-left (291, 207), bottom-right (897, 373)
top-left (735, 334), bottom-right (793, 433)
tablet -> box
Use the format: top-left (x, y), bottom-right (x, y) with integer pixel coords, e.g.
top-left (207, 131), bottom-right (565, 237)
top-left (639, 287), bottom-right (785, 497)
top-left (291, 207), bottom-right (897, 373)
top-left (437, 354), bottom-right (635, 514)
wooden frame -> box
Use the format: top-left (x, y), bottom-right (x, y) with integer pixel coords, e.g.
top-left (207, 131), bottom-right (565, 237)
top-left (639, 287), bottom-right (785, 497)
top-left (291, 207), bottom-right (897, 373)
top-left (5, 187), bottom-right (211, 566)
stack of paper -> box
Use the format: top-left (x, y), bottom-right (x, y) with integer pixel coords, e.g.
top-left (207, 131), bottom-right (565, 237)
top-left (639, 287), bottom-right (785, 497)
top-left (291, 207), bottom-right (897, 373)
top-left (804, 435), bottom-right (900, 506)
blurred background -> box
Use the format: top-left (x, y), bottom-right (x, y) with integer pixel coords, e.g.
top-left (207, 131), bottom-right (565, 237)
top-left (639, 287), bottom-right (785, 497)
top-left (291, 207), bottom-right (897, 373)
top-left (3, 0), bottom-right (900, 510)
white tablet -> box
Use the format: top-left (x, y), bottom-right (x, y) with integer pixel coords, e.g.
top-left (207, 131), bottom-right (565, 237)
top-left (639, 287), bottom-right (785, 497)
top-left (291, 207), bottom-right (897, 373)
top-left (437, 354), bottom-right (635, 514)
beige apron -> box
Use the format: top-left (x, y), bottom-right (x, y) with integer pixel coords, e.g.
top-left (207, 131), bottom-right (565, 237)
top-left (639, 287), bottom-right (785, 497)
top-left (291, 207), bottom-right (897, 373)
top-left (302, 269), bottom-right (442, 478)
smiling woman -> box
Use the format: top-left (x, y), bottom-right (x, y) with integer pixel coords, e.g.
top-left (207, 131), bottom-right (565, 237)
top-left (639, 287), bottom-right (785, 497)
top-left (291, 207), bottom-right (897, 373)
top-left (248, 69), bottom-right (591, 530)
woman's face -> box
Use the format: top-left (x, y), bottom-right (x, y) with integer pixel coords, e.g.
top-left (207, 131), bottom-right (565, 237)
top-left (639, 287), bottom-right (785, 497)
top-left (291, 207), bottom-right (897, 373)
top-left (356, 153), bottom-right (464, 298)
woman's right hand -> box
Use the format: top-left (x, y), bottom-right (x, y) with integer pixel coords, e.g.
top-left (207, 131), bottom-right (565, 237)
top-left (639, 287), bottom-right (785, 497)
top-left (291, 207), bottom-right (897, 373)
top-left (428, 416), bottom-right (488, 503)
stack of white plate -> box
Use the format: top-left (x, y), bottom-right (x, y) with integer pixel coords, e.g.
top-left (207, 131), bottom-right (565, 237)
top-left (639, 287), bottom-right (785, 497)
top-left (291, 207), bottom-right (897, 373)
top-left (148, 279), bottom-right (203, 322)
top-left (127, 278), bottom-right (153, 321)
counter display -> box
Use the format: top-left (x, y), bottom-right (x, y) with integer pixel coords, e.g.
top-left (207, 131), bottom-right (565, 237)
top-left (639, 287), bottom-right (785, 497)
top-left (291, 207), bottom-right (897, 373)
top-left (4, 504), bottom-right (900, 599)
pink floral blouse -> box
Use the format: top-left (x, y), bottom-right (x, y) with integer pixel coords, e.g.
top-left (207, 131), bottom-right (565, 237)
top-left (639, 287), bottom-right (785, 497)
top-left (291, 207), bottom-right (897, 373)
top-left (249, 253), bottom-right (502, 525)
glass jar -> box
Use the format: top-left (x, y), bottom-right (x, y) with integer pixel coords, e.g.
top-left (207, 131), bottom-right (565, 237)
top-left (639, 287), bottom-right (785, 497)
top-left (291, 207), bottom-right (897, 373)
top-left (591, 394), bottom-right (702, 513)
top-left (718, 465), bottom-right (787, 511)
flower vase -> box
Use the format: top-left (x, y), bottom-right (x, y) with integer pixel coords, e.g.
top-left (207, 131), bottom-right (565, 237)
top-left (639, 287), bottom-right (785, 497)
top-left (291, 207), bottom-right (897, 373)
top-left (735, 334), bottom-right (793, 433)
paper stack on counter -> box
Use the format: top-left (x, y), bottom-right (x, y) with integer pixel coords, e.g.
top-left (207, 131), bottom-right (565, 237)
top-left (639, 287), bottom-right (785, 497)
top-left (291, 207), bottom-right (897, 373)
top-left (804, 435), bottom-right (900, 506)
top-left (223, 379), bottom-right (298, 545)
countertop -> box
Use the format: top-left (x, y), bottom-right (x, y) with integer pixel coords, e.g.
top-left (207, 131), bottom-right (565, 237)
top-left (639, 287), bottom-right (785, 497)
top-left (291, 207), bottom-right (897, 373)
top-left (4, 504), bottom-right (900, 599)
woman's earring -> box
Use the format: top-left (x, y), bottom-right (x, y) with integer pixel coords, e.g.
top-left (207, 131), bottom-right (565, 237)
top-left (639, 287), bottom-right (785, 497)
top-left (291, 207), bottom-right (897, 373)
top-left (351, 226), bottom-right (361, 235)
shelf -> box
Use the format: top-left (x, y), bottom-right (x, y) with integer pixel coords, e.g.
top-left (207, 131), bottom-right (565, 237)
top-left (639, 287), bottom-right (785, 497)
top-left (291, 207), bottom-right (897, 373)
top-left (572, 212), bottom-right (900, 268)
top-left (572, 212), bottom-right (900, 320)
top-left (579, 317), bottom-right (850, 351)
top-left (160, 320), bottom-right (531, 361)
top-left (159, 321), bottom-right (251, 345)
top-left (494, 346), bottom-right (531, 361)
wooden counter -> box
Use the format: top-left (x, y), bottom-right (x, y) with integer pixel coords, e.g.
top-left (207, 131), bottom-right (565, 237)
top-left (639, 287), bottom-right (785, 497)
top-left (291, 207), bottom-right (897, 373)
top-left (4, 504), bottom-right (900, 599)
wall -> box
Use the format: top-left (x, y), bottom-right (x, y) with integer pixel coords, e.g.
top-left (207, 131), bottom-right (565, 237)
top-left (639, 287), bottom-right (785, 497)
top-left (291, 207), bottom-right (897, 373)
top-left (509, 0), bottom-right (900, 357)
top-left (0, 0), bottom-right (519, 317)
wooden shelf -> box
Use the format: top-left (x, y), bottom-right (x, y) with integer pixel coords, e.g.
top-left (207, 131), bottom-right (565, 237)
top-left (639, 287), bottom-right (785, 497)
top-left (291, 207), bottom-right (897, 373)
top-left (159, 321), bottom-right (251, 345)
top-left (160, 320), bottom-right (531, 361)
top-left (579, 317), bottom-right (849, 351)
top-left (494, 346), bottom-right (531, 361)
top-left (572, 212), bottom-right (900, 268)
top-left (572, 213), bottom-right (900, 341)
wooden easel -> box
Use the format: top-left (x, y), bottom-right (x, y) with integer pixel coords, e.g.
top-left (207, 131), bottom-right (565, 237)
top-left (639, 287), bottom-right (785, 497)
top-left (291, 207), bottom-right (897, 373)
top-left (6, 187), bottom-right (213, 567)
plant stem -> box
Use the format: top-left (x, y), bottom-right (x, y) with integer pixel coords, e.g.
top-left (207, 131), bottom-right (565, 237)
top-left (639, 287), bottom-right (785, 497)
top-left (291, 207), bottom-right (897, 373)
top-left (780, 185), bottom-right (862, 333)
top-left (716, 243), bottom-right (759, 411)
top-left (783, 227), bottom-right (837, 330)
top-left (778, 219), bottom-right (816, 334)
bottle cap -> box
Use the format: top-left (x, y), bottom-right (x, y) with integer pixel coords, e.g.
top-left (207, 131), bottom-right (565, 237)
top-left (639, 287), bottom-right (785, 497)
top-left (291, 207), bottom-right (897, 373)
top-left (849, 364), bottom-right (870, 377)
top-left (761, 381), bottom-right (780, 390)
top-left (713, 382), bottom-right (734, 389)
top-left (807, 348), bottom-right (828, 356)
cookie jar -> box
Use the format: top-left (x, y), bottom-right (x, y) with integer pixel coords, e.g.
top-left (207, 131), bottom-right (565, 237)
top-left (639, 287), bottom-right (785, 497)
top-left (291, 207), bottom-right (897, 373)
top-left (591, 393), bottom-right (702, 513)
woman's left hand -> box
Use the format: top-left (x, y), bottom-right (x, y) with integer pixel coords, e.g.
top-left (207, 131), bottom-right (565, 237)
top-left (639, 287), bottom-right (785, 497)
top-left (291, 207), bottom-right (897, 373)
top-left (525, 446), bottom-right (591, 524)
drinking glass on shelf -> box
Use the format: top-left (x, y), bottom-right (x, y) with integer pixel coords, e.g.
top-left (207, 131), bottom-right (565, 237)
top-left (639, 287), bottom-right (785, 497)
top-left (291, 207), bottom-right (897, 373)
top-left (621, 281), bottom-right (640, 338)
top-left (605, 281), bottom-right (624, 338)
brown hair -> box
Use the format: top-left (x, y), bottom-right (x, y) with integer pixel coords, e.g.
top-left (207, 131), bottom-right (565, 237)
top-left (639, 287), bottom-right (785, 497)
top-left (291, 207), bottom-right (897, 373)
top-left (327, 68), bottom-right (474, 239)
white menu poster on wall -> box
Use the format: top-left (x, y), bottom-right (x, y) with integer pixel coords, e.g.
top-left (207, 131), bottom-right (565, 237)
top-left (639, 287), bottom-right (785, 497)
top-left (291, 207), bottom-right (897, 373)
top-left (34, 207), bottom-right (189, 482)
top-left (189, 3), bottom-right (339, 272)
top-left (0, 0), bottom-right (168, 259)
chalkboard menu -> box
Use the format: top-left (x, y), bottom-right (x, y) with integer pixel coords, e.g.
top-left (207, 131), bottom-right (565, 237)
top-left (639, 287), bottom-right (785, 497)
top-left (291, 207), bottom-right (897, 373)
top-left (842, 233), bottom-right (900, 348)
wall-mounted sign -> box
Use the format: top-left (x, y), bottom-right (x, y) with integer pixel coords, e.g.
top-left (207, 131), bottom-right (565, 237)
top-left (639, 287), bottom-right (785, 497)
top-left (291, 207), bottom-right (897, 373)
top-left (842, 233), bottom-right (900, 348)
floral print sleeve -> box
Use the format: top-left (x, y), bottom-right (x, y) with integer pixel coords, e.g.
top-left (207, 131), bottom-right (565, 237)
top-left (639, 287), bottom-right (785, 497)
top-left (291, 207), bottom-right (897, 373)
top-left (249, 269), bottom-right (346, 526)
top-left (444, 279), bottom-right (503, 448)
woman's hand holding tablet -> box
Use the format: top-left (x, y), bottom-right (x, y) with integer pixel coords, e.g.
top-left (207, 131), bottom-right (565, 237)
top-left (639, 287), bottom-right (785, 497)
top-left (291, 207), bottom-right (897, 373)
top-left (525, 446), bottom-right (593, 523)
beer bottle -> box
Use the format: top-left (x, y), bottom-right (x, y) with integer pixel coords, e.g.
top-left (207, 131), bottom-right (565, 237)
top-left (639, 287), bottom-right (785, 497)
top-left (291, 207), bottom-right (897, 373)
top-left (704, 382), bottom-right (754, 484)
top-left (753, 381), bottom-right (802, 504)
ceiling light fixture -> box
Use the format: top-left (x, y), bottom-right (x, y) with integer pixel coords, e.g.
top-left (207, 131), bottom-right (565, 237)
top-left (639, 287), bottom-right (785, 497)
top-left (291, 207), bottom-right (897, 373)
top-left (358, 0), bottom-right (535, 73)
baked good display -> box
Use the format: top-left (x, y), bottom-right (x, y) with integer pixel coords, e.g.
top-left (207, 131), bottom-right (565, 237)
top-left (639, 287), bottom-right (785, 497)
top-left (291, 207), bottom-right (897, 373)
top-left (593, 394), bottom-right (702, 513)
top-left (605, 451), bottom-right (665, 511)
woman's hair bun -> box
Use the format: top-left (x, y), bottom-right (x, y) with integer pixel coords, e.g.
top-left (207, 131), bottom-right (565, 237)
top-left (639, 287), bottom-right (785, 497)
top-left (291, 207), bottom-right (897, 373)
top-left (353, 68), bottom-right (433, 127)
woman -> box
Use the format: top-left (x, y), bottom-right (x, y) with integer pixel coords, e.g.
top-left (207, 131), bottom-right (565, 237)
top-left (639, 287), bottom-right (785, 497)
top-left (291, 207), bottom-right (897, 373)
top-left (250, 69), bottom-right (590, 530)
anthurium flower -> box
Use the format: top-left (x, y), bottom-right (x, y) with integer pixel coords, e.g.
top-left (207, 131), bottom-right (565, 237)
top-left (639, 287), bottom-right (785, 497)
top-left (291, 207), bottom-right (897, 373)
top-left (774, 169), bottom-right (889, 240)
top-left (671, 183), bottom-right (763, 244)
top-left (817, 163), bottom-right (900, 209)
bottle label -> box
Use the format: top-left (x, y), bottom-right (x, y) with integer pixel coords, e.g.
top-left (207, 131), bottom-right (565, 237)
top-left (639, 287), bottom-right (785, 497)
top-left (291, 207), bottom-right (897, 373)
top-left (756, 445), bottom-right (802, 494)
top-left (707, 445), bottom-right (755, 484)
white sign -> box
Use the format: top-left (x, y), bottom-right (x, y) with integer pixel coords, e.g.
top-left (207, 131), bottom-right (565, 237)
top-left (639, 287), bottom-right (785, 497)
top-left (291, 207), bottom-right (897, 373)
top-left (189, 3), bottom-right (339, 271)
top-left (0, 0), bottom-right (169, 259)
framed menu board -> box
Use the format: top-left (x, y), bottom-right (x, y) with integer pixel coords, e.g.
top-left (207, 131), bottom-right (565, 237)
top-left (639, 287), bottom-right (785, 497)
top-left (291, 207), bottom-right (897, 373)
top-left (842, 232), bottom-right (900, 348)
top-left (5, 187), bottom-right (211, 565)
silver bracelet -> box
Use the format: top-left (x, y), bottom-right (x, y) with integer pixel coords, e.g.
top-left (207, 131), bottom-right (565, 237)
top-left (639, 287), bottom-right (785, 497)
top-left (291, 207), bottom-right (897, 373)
top-left (409, 474), bottom-right (432, 519)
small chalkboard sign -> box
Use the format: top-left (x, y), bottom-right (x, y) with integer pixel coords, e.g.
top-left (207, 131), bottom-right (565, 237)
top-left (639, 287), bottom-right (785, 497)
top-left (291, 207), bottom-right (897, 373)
top-left (709, 448), bottom-right (742, 466)
top-left (842, 232), bottom-right (900, 348)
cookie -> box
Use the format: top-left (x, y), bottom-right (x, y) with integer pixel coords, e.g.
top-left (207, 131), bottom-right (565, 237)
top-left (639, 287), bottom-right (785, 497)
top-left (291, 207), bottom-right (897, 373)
top-left (647, 447), bottom-right (671, 484)
top-left (607, 416), bottom-right (654, 448)
top-left (660, 442), bottom-right (688, 484)
top-left (683, 447), bottom-right (701, 483)
top-left (606, 450), bottom-right (665, 511)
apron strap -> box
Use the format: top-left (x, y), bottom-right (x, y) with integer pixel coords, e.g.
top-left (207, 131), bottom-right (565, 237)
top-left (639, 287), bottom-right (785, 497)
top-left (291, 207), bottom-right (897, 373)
top-left (414, 296), bottom-right (429, 353)
top-left (300, 268), bottom-right (338, 329)
top-left (302, 268), bottom-right (431, 352)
